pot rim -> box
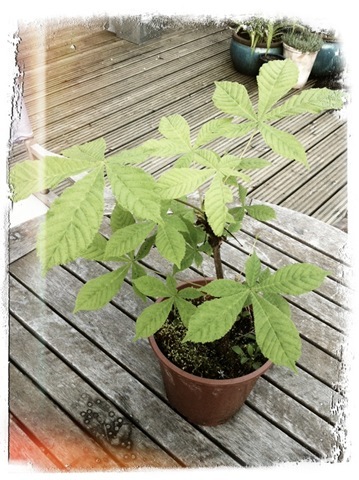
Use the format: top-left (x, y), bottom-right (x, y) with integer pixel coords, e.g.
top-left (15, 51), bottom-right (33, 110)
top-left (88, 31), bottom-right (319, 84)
top-left (283, 42), bottom-right (320, 55)
top-left (150, 277), bottom-right (273, 386)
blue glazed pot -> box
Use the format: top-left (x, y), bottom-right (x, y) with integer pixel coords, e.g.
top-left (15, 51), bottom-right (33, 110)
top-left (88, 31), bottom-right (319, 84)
top-left (311, 40), bottom-right (345, 77)
top-left (230, 31), bottom-right (283, 76)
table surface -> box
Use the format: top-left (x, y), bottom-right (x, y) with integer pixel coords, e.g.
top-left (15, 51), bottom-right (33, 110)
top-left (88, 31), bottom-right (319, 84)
top-left (8, 203), bottom-right (350, 471)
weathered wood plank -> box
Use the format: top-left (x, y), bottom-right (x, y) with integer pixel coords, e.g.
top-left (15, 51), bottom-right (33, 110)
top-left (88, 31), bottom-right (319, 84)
top-left (9, 279), bottom-right (240, 468)
top-left (9, 416), bottom-right (59, 472)
top-left (9, 362), bottom-right (119, 471)
top-left (9, 215), bottom-right (45, 264)
top-left (9, 319), bottom-right (179, 470)
top-left (9, 262), bottom-right (316, 466)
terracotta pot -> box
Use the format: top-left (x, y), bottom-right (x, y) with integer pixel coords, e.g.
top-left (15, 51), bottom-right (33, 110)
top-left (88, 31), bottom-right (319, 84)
top-left (230, 31), bottom-right (283, 76)
top-left (283, 43), bottom-right (319, 88)
top-left (149, 278), bottom-right (272, 426)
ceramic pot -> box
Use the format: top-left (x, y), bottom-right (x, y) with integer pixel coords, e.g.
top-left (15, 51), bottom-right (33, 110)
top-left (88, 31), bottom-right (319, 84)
top-left (283, 43), bottom-right (319, 88)
top-left (311, 40), bottom-right (344, 77)
top-left (149, 278), bottom-right (273, 426)
top-left (230, 31), bottom-right (282, 76)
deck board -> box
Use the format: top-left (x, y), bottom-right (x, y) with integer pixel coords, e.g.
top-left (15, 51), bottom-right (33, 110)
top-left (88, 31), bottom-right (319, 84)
top-left (8, 201), bottom-right (349, 470)
top-left (10, 21), bottom-right (347, 229)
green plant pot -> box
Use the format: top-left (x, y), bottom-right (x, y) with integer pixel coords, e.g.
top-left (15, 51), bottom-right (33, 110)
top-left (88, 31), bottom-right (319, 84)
top-left (230, 31), bottom-right (282, 76)
top-left (311, 40), bottom-right (345, 77)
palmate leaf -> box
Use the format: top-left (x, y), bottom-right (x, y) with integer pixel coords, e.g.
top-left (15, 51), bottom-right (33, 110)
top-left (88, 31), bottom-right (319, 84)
top-left (134, 298), bottom-right (174, 340)
top-left (256, 263), bottom-right (329, 296)
top-left (218, 121), bottom-right (256, 139)
top-left (174, 297), bottom-right (197, 327)
top-left (251, 293), bottom-right (301, 371)
top-left (134, 275), bottom-right (174, 298)
top-left (194, 118), bottom-right (233, 147)
top-left (183, 291), bottom-right (249, 343)
top-left (246, 204), bottom-right (276, 221)
top-left (258, 123), bottom-right (308, 167)
top-left (37, 167), bottom-right (105, 274)
top-left (212, 81), bottom-right (257, 121)
top-left (263, 88), bottom-right (345, 122)
top-left (106, 164), bottom-right (162, 223)
top-left (204, 173), bottom-right (233, 236)
top-left (61, 138), bottom-right (106, 163)
top-left (245, 252), bottom-right (262, 287)
top-left (156, 168), bottom-right (213, 199)
top-left (110, 203), bottom-right (135, 232)
top-left (155, 222), bottom-right (186, 268)
top-left (257, 59), bottom-right (299, 120)
top-left (158, 114), bottom-right (191, 150)
top-left (80, 233), bottom-right (108, 261)
top-left (105, 221), bottom-right (155, 259)
top-left (10, 157), bottom-right (99, 202)
top-left (74, 264), bottom-right (130, 312)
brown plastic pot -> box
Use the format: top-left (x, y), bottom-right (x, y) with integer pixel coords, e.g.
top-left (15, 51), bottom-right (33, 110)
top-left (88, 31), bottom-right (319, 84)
top-left (149, 278), bottom-right (273, 426)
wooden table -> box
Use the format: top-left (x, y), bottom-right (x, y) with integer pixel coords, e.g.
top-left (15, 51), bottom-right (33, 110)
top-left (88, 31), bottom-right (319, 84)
top-left (8, 204), bottom-right (350, 471)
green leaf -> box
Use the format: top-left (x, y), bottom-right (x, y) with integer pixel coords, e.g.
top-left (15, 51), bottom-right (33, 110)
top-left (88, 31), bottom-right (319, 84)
top-left (251, 293), bottom-right (301, 371)
top-left (187, 150), bottom-right (221, 169)
top-left (134, 299), bottom-right (173, 340)
top-left (194, 118), bottom-right (233, 147)
top-left (74, 264), bottom-right (130, 312)
top-left (135, 234), bottom-right (156, 261)
top-left (110, 204), bottom-right (135, 232)
top-left (131, 262), bottom-right (148, 301)
top-left (218, 121), bottom-right (256, 139)
top-left (257, 59), bottom-right (299, 120)
top-left (178, 287), bottom-right (204, 300)
top-left (106, 164), bottom-right (162, 222)
top-left (237, 158), bottom-right (272, 170)
top-left (105, 221), bottom-right (155, 258)
top-left (246, 205), bottom-right (276, 221)
top-left (133, 275), bottom-right (172, 298)
top-left (80, 233), bottom-right (108, 261)
top-left (157, 168), bottom-right (213, 199)
top-left (37, 167), bottom-right (105, 273)
top-left (263, 293), bottom-right (291, 318)
top-left (263, 88), bottom-right (345, 122)
top-left (183, 291), bottom-right (249, 343)
top-left (204, 173), bottom-right (233, 236)
top-left (201, 279), bottom-right (247, 297)
top-left (10, 157), bottom-right (99, 202)
top-left (61, 138), bottom-right (106, 162)
top-left (245, 252), bottom-right (261, 287)
top-left (238, 185), bottom-right (247, 206)
top-left (174, 297), bottom-right (197, 328)
top-left (156, 223), bottom-right (186, 268)
top-left (158, 115), bottom-right (191, 149)
top-left (212, 81), bottom-right (257, 121)
top-left (258, 123), bottom-right (308, 167)
top-left (256, 263), bottom-right (329, 295)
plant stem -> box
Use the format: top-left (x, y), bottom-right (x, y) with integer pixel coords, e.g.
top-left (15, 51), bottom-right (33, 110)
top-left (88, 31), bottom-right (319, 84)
top-left (175, 197), bottom-right (203, 214)
top-left (212, 241), bottom-right (224, 279)
top-left (240, 131), bottom-right (256, 159)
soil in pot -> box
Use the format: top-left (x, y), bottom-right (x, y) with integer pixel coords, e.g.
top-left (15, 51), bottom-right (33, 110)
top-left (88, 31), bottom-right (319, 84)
top-left (149, 279), bottom-right (272, 426)
top-left (155, 301), bottom-right (267, 380)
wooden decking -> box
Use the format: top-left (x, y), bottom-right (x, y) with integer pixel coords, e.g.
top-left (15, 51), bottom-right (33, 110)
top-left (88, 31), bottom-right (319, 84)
top-left (7, 18), bottom-right (351, 473)
top-left (9, 203), bottom-right (350, 471)
top-left (10, 19), bottom-right (347, 229)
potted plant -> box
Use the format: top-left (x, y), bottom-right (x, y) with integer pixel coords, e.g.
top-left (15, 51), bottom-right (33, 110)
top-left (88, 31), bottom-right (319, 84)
top-left (282, 27), bottom-right (324, 88)
top-left (310, 29), bottom-right (345, 78)
top-left (230, 16), bottom-right (286, 76)
top-left (10, 60), bottom-right (344, 426)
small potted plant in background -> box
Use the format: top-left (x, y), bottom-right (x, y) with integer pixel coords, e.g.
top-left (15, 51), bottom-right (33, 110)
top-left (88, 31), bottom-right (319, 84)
top-left (282, 26), bottom-right (324, 88)
top-left (229, 16), bottom-right (286, 76)
top-left (10, 60), bottom-right (344, 426)
top-left (310, 28), bottom-right (345, 80)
